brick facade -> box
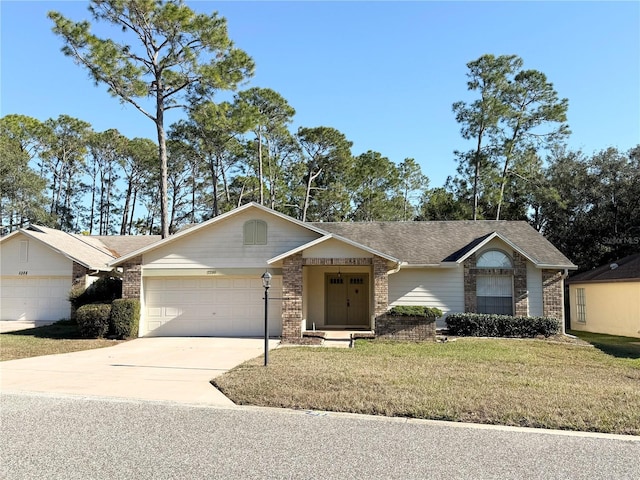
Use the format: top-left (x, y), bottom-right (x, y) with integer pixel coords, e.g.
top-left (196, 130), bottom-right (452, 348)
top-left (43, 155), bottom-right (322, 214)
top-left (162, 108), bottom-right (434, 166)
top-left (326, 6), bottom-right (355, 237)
top-left (72, 262), bottom-right (90, 285)
top-left (373, 255), bottom-right (389, 318)
top-left (464, 251), bottom-right (529, 316)
top-left (122, 255), bottom-right (142, 299)
top-left (302, 258), bottom-right (373, 266)
top-left (375, 315), bottom-right (436, 341)
top-left (281, 254), bottom-right (389, 341)
top-left (281, 253), bottom-right (303, 341)
top-left (513, 251), bottom-right (528, 316)
top-left (463, 254), bottom-right (477, 312)
top-left (542, 269), bottom-right (564, 321)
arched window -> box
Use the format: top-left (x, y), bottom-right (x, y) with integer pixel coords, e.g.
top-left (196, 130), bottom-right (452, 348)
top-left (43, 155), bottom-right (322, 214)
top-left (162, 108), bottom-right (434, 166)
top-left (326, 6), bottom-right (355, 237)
top-left (476, 250), bottom-right (513, 315)
top-left (244, 220), bottom-right (267, 245)
top-left (477, 250), bottom-right (512, 268)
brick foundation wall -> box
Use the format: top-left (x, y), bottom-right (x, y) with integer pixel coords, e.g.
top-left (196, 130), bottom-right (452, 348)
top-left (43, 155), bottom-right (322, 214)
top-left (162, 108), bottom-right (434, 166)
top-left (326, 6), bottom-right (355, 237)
top-left (513, 251), bottom-right (528, 316)
top-left (282, 253), bottom-right (303, 341)
top-left (122, 256), bottom-right (142, 299)
top-left (375, 315), bottom-right (436, 341)
top-left (542, 269), bottom-right (563, 320)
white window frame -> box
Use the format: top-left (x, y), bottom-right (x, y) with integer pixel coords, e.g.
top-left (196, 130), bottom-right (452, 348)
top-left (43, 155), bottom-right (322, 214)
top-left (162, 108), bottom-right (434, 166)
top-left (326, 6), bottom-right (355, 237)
top-left (476, 249), bottom-right (514, 315)
top-left (576, 288), bottom-right (586, 323)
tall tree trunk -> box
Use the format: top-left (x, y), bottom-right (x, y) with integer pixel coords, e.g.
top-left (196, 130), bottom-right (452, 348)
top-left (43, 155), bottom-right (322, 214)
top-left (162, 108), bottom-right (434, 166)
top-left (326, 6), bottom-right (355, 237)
top-left (120, 180), bottom-right (133, 235)
top-left (302, 168), bottom-right (321, 222)
top-left (156, 87), bottom-right (170, 239)
top-left (211, 158), bottom-right (219, 217)
top-left (257, 129), bottom-right (264, 205)
top-left (128, 189), bottom-right (138, 235)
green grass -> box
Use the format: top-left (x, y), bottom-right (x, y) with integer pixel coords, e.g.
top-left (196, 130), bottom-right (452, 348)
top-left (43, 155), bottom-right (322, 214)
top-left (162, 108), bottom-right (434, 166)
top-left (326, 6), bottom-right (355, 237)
top-left (0, 320), bottom-right (124, 361)
top-left (568, 330), bottom-right (640, 359)
top-left (214, 337), bottom-right (640, 435)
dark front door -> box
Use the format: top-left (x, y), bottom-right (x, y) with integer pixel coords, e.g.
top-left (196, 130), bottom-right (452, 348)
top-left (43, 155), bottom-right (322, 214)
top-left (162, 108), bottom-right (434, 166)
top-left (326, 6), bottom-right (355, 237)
top-left (325, 273), bottom-right (369, 327)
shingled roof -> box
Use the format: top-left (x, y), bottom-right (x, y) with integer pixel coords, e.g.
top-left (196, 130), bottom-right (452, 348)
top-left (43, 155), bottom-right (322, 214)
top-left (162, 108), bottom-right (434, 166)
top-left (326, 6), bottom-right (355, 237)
top-left (310, 220), bottom-right (576, 268)
top-left (567, 253), bottom-right (640, 283)
top-left (90, 235), bottom-right (162, 257)
top-left (11, 225), bottom-right (116, 270)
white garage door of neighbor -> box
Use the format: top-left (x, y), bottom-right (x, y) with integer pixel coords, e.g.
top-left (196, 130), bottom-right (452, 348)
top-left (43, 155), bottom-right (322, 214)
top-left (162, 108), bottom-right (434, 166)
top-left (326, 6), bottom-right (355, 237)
top-left (0, 276), bottom-right (72, 321)
top-left (143, 276), bottom-right (283, 337)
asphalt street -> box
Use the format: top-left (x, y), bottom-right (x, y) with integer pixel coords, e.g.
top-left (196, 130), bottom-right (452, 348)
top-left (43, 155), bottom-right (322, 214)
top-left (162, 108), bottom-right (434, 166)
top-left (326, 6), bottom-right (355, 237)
top-left (1, 393), bottom-right (639, 480)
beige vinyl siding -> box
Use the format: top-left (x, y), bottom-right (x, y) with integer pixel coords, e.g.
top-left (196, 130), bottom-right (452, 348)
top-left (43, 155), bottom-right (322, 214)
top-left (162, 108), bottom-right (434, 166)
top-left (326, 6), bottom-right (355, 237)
top-left (1, 234), bottom-right (72, 276)
top-left (1, 233), bottom-right (73, 321)
top-left (388, 267), bottom-right (464, 328)
top-left (527, 263), bottom-right (543, 317)
top-left (143, 209), bottom-right (321, 269)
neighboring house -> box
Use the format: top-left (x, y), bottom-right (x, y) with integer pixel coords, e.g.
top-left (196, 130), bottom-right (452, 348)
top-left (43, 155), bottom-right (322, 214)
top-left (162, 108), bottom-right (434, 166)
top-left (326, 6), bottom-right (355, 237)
top-left (0, 226), bottom-right (159, 323)
top-left (108, 203), bottom-right (576, 340)
top-left (567, 253), bottom-right (640, 338)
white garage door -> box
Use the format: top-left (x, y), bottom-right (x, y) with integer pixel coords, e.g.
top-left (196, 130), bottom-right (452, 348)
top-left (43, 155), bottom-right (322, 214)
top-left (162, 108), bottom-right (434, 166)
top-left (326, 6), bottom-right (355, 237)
top-left (0, 276), bottom-right (72, 321)
top-left (143, 276), bottom-right (283, 337)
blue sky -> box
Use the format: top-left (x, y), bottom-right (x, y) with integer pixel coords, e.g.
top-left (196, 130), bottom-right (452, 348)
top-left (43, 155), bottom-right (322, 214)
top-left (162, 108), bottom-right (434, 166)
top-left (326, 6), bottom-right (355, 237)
top-left (1, 1), bottom-right (639, 188)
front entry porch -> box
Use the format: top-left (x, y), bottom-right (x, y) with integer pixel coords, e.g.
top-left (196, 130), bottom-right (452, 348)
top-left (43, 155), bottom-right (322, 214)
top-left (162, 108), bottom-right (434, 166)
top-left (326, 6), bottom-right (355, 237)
top-left (278, 253), bottom-right (392, 343)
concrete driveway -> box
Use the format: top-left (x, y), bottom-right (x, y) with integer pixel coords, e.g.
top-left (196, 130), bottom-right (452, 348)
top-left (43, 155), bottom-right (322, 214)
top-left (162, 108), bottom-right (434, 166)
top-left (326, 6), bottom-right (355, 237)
top-left (0, 337), bottom-right (279, 406)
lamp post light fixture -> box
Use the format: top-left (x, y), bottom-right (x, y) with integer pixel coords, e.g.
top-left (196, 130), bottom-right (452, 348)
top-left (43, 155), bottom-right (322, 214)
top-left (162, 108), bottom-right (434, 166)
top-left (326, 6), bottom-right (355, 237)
top-left (261, 271), bottom-right (272, 366)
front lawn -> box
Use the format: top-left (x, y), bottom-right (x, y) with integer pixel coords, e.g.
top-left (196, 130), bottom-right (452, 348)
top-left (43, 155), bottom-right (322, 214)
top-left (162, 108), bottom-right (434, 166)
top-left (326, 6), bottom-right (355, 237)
top-left (214, 338), bottom-right (640, 435)
top-left (0, 320), bottom-right (124, 361)
top-left (568, 330), bottom-right (640, 359)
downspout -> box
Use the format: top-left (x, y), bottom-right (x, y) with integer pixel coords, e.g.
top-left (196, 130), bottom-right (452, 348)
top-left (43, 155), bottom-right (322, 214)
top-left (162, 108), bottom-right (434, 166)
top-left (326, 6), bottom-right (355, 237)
top-left (387, 261), bottom-right (404, 276)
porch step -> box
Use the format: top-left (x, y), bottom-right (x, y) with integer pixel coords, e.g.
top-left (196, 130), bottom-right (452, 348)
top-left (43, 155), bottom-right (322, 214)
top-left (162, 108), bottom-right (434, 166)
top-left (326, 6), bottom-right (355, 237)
top-left (302, 330), bottom-right (375, 348)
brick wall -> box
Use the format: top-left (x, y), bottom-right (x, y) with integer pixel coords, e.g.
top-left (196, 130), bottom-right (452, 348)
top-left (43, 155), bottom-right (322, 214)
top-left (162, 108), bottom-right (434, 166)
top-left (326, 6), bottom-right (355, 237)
top-left (376, 315), bottom-right (436, 341)
top-left (122, 256), bottom-right (142, 299)
top-left (464, 251), bottom-right (529, 316)
top-left (302, 258), bottom-right (373, 266)
top-left (542, 269), bottom-right (563, 320)
top-left (282, 253), bottom-right (303, 341)
top-left (463, 254), bottom-right (477, 312)
top-left (513, 251), bottom-right (528, 316)
top-left (373, 255), bottom-right (388, 318)
top-left (72, 262), bottom-right (90, 285)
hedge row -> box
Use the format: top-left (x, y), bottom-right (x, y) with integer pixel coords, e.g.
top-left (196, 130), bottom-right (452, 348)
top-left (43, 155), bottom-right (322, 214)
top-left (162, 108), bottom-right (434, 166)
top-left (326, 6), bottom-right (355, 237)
top-left (76, 299), bottom-right (140, 339)
top-left (387, 306), bottom-right (443, 318)
top-left (445, 313), bottom-right (560, 338)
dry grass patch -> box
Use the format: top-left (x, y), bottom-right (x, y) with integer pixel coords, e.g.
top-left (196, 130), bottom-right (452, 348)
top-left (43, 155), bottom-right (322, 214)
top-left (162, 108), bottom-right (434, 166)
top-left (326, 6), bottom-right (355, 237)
top-left (0, 320), bottom-right (124, 361)
top-left (214, 338), bottom-right (640, 435)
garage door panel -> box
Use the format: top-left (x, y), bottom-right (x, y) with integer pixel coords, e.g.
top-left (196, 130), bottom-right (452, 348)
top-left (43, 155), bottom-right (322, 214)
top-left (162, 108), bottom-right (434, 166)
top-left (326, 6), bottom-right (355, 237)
top-left (1, 276), bottom-right (71, 321)
top-left (143, 276), bottom-right (282, 337)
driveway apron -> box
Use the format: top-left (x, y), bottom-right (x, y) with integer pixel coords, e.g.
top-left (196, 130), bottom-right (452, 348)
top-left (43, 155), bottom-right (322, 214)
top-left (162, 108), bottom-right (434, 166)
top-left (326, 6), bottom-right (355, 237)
top-left (0, 337), bottom-right (278, 405)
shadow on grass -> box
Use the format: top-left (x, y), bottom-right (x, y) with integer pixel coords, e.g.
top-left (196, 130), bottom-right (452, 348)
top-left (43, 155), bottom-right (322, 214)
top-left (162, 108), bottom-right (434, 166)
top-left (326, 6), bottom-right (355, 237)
top-left (569, 330), bottom-right (640, 359)
top-left (2, 320), bottom-right (83, 340)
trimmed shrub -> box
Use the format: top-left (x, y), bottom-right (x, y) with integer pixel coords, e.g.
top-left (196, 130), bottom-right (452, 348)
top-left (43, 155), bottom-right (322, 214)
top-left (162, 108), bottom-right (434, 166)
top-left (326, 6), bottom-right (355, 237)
top-left (110, 299), bottom-right (140, 339)
top-left (388, 306), bottom-right (443, 318)
top-left (446, 313), bottom-right (560, 338)
top-left (69, 277), bottom-right (122, 309)
top-left (69, 276), bottom-right (122, 310)
top-left (76, 303), bottom-right (112, 338)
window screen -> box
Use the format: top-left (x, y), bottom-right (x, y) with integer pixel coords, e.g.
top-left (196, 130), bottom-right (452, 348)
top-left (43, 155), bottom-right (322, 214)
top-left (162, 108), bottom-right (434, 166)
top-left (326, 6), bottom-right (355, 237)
top-left (477, 275), bottom-right (513, 315)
